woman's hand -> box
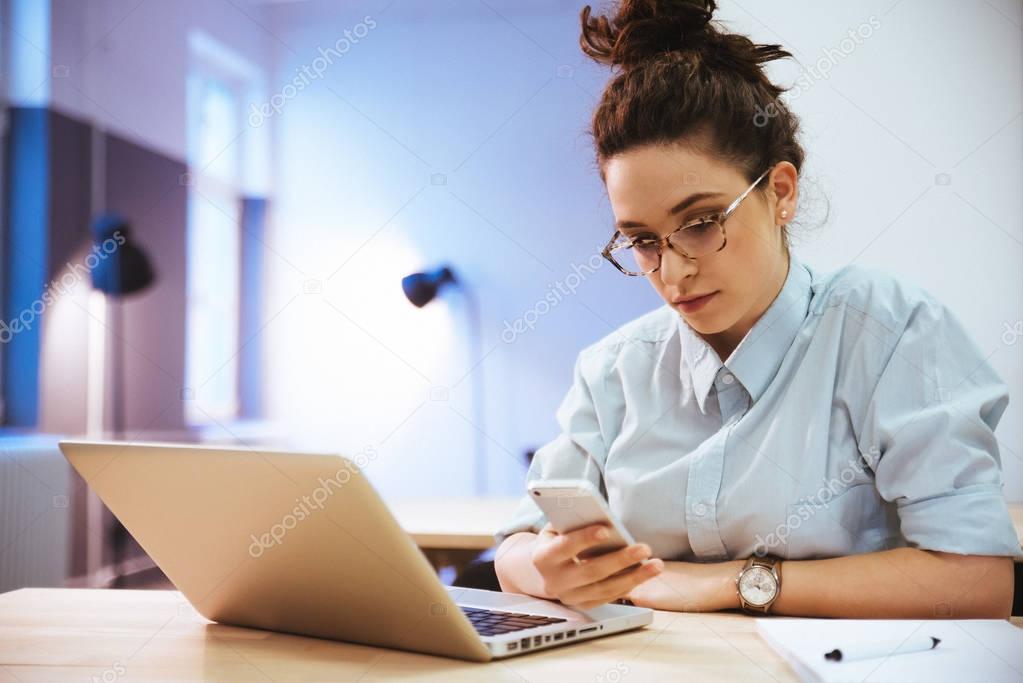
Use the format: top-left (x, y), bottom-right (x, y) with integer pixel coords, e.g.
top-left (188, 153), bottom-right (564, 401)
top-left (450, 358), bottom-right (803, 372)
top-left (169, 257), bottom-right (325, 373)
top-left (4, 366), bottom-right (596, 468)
top-left (530, 523), bottom-right (664, 610)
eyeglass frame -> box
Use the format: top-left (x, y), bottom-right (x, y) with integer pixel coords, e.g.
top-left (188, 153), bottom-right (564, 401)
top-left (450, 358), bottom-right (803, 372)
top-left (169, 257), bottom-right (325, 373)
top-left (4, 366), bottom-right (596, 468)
top-left (601, 164), bottom-right (776, 276)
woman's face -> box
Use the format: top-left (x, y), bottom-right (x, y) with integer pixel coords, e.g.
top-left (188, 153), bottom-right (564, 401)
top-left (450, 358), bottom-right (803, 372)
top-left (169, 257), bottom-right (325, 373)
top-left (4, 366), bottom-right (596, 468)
top-left (603, 143), bottom-right (798, 358)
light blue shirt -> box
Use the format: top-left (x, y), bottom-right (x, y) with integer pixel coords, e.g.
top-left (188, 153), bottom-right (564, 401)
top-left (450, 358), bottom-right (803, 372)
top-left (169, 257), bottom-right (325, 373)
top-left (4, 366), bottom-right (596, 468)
top-left (498, 252), bottom-right (1022, 561)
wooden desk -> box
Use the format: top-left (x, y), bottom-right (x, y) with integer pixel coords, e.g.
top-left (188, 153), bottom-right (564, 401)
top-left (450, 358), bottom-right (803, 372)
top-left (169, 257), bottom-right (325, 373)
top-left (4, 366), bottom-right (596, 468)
top-left (0, 588), bottom-right (803, 682)
top-left (4, 589), bottom-right (1023, 682)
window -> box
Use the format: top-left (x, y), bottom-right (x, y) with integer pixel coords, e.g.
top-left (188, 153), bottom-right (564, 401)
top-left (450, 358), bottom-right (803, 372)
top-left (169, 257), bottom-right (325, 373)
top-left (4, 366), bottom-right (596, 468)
top-left (185, 34), bottom-right (264, 425)
top-left (185, 74), bottom-right (242, 423)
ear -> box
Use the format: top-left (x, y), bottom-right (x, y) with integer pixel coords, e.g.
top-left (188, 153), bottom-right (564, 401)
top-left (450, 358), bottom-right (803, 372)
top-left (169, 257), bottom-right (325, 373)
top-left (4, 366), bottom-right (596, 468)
top-left (767, 161), bottom-right (799, 225)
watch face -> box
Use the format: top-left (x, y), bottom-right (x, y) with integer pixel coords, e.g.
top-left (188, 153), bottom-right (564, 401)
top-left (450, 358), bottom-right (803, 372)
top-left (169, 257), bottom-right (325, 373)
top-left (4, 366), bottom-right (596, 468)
top-left (739, 565), bottom-right (778, 606)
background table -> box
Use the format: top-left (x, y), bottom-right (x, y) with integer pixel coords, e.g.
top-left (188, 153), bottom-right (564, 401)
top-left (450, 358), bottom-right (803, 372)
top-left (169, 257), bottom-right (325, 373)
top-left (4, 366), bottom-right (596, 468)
top-left (1010, 503), bottom-right (1023, 549)
top-left (390, 497), bottom-right (522, 550)
top-left (390, 496), bottom-right (521, 574)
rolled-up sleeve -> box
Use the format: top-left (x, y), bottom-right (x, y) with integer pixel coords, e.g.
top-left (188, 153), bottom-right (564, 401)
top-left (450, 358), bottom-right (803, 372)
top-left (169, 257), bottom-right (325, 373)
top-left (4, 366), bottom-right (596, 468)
top-left (856, 296), bottom-right (1022, 558)
top-left (494, 346), bottom-right (609, 544)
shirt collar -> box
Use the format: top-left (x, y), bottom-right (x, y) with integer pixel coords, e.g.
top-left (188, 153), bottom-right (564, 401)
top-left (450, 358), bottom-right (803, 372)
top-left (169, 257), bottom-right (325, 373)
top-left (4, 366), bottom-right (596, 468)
top-left (678, 252), bottom-right (814, 414)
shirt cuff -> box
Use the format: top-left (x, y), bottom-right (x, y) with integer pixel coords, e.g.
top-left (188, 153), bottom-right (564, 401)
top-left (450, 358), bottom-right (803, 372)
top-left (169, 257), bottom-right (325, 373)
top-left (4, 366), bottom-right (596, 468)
top-left (896, 486), bottom-right (1023, 558)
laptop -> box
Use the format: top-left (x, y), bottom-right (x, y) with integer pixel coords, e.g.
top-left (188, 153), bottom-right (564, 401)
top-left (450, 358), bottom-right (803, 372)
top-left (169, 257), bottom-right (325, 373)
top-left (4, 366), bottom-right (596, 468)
top-left (58, 439), bottom-right (652, 661)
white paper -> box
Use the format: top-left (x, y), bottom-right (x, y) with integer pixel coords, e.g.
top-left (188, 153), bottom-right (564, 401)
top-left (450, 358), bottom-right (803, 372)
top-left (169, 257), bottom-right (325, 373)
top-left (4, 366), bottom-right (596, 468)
top-left (756, 618), bottom-right (1023, 683)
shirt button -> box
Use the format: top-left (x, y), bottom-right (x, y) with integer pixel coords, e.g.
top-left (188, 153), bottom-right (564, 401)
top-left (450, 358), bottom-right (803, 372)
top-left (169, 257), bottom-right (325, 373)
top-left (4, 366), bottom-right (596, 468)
top-left (693, 502), bottom-right (708, 516)
top-left (721, 373), bottom-right (734, 385)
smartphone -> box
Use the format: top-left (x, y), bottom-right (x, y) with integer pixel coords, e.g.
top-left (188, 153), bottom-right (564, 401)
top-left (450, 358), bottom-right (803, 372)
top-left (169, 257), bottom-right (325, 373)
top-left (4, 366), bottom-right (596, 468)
top-left (527, 479), bottom-right (636, 560)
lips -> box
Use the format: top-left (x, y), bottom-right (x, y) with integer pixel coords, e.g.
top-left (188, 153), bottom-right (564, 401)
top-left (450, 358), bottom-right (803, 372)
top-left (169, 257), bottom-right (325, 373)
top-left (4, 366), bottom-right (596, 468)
top-left (673, 291), bottom-right (718, 312)
top-left (674, 293), bottom-right (715, 304)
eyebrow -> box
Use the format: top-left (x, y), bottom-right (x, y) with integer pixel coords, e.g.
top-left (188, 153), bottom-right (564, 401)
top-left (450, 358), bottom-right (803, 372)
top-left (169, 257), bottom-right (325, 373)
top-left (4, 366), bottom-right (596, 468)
top-left (616, 191), bottom-right (725, 229)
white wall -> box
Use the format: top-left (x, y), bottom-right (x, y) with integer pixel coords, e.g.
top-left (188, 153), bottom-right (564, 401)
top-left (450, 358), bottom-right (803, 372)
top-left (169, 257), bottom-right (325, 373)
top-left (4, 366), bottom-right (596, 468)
top-left (262, 0), bottom-right (1023, 502)
top-left (36, 0), bottom-right (1021, 501)
top-left (259, 0), bottom-right (653, 499)
top-left (764, 0), bottom-right (1023, 497)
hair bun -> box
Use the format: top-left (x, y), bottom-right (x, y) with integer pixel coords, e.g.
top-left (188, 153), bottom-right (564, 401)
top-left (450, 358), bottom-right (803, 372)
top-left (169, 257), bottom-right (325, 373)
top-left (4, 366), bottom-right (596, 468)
top-left (581, 0), bottom-right (718, 69)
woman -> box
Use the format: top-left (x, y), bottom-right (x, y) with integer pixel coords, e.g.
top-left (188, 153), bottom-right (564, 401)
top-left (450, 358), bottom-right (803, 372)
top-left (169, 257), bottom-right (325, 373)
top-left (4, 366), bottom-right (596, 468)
top-left (494, 0), bottom-right (1020, 618)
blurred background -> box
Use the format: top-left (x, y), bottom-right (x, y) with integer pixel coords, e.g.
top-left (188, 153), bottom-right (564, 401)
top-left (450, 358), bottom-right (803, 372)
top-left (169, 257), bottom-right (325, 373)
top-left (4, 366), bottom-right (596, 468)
top-left (0, 0), bottom-right (1020, 593)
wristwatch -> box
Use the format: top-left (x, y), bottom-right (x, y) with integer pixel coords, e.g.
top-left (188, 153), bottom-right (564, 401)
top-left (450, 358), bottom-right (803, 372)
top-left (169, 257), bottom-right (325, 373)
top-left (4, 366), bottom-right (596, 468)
top-left (736, 555), bottom-right (782, 614)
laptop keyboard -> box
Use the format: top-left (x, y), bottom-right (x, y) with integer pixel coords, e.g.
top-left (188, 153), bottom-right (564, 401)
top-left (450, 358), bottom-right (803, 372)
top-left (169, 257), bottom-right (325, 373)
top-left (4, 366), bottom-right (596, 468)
top-left (460, 606), bottom-right (567, 636)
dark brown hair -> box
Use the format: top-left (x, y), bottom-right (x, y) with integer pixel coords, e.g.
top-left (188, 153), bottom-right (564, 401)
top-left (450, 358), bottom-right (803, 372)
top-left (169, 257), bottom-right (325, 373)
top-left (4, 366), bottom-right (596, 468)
top-left (580, 0), bottom-right (807, 241)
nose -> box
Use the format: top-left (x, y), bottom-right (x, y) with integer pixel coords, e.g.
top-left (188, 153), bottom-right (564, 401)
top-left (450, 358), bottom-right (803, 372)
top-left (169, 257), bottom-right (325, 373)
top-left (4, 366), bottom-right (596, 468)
top-left (658, 242), bottom-right (698, 285)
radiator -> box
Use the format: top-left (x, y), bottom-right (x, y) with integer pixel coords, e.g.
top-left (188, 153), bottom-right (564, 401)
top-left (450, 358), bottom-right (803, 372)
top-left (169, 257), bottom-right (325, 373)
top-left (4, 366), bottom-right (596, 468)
top-left (0, 434), bottom-right (71, 593)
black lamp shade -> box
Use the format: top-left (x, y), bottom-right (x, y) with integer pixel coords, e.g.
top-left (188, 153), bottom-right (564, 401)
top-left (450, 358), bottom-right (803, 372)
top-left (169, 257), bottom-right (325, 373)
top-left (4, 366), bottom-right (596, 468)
top-left (89, 213), bottom-right (155, 297)
top-left (402, 266), bottom-right (456, 308)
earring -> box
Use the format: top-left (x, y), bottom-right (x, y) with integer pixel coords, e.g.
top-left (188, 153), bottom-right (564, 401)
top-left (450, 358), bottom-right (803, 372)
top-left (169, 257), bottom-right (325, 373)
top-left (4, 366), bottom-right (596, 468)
top-left (780, 210), bottom-right (788, 218)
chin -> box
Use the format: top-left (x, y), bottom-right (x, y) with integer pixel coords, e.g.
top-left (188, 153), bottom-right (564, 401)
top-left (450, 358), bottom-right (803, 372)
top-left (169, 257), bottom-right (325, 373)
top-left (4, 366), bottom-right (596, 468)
top-left (680, 313), bottom-right (716, 334)
top-left (675, 300), bottom-right (724, 330)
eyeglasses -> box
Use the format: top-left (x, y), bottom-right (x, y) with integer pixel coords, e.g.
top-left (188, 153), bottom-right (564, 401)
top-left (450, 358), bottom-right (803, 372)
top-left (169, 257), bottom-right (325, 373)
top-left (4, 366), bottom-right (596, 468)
top-left (601, 165), bottom-right (774, 276)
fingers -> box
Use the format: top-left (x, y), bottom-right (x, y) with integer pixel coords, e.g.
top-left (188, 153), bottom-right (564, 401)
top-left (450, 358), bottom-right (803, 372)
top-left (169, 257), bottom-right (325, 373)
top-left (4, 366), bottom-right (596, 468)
top-left (532, 524), bottom-right (665, 609)
top-left (572, 542), bottom-right (653, 584)
top-left (534, 524), bottom-right (614, 566)
top-left (560, 558), bottom-right (664, 610)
